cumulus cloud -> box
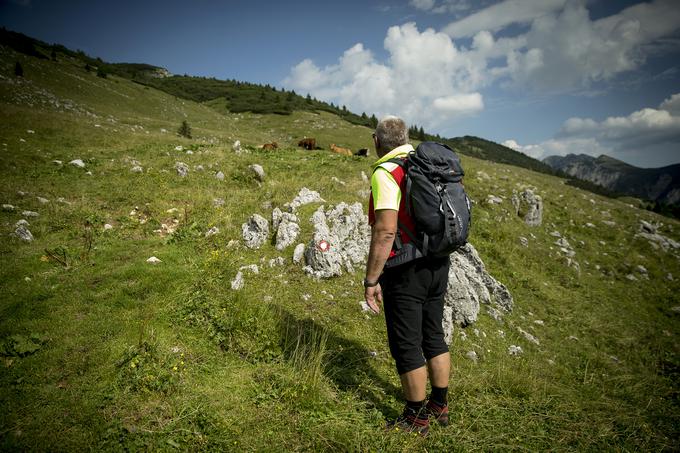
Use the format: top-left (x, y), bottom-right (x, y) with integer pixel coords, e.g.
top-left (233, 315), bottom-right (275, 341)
top-left (410, 0), bottom-right (436, 11)
top-left (507, 93), bottom-right (680, 166)
top-left (442, 0), bottom-right (567, 38)
top-left (284, 23), bottom-right (485, 130)
top-left (444, 0), bottom-right (680, 92)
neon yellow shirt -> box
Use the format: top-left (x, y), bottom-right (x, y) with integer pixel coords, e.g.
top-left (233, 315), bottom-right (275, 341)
top-left (370, 144), bottom-right (414, 211)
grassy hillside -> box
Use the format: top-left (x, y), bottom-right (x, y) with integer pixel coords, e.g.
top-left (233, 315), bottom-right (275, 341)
top-left (1, 42), bottom-right (680, 452)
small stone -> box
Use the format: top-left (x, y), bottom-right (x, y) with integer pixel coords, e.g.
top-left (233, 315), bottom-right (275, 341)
top-left (666, 273), bottom-right (674, 281)
top-left (248, 164), bottom-right (265, 181)
top-left (14, 225), bottom-right (33, 242)
top-left (242, 214), bottom-right (269, 249)
top-left (15, 219), bottom-right (29, 227)
top-left (533, 320), bottom-right (544, 326)
top-left (519, 236), bottom-right (528, 247)
top-left (361, 171), bottom-right (369, 183)
top-left (465, 351), bottom-right (478, 362)
top-left (517, 327), bottom-right (540, 345)
top-left (212, 198), bottom-right (225, 207)
top-left (360, 301), bottom-right (372, 312)
top-left (549, 231), bottom-right (561, 238)
top-left (215, 171), bottom-right (225, 181)
top-left (175, 162), bottom-right (189, 177)
top-left (86, 171), bottom-right (93, 176)
top-left (185, 150), bottom-right (193, 155)
top-left (52, 160), bottom-right (62, 165)
top-left (508, 345), bottom-right (523, 355)
top-left (636, 265), bottom-right (648, 274)
top-left (56, 197), bottom-right (70, 205)
top-left (130, 165), bottom-right (143, 173)
top-left (568, 335), bottom-right (579, 341)
top-left (22, 210), bottom-right (39, 218)
top-left (670, 306), bottom-right (680, 314)
top-left (585, 222), bottom-right (595, 228)
top-left (486, 195), bottom-right (502, 204)
top-left (232, 140), bottom-right (242, 153)
top-left (268, 257), bottom-right (285, 267)
top-left (146, 256), bottom-right (161, 264)
top-left (205, 226), bottom-right (220, 238)
top-left (103, 224), bottom-right (113, 230)
top-left (175, 145), bottom-right (183, 151)
top-left (239, 264), bottom-right (259, 274)
top-left (69, 159), bottom-right (85, 168)
top-left (625, 274), bottom-right (637, 281)
top-left (2, 204), bottom-right (15, 211)
top-left (37, 197), bottom-right (49, 204)
top-left (231, 271), bottom-right (244, 290)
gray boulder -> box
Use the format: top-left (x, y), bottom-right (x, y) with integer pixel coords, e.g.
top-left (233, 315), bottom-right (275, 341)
top-left (303, 202), bottom-right (370, 278)
top-left (174, 162), bottom-right (189, 177)
top-left (511, 188), bottom-right (543, 226)
top-left (14, 225), bottom-right (34, 242)
top-left (249, 164), bottom-right (265, 182)
top-left (443, 243), bottom-right (513, 344)
top-left (285, 187), bottom-right (325, 212)
top-left (241, 214), bottom-right (269, 249)
top-left (293, 243), bottom-right (305, 264)
top-left (275, 213), bottom-right (300, 250)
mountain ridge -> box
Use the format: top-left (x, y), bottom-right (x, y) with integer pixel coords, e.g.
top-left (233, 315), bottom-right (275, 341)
top-left (543, 153), bottom-right (680, 207)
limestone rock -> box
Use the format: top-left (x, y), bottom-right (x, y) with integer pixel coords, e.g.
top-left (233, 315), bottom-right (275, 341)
top-left (130, 165), bottom-right (143, 173)
top-left (268, 257), bottom-right (285, 267)
top-left (232, 140), bottom-right (242, 153)
top-left (303, 202), bottom-right (370, 278)
top-left (242, 214), bottom-right (269, 249)
top-left (508, 345), bottom-right (523, 355)
top-left (293, 243), bottom-right (305, 264)
top-left (146, 256), bottom-right (161, 264)
top-left (2, 204), bottom-right (14, 211)
top-left (231, 271), bottom-right (244, 290)
top-left (248, 164), bottom-right (265, 181)
top-left (15, 219), bottom-right (29, 227)
top-left (486, 195), bottom-right (503, 205)
top-left (104, 223), bottom-right (113, 230)
top-left (511, 188), bottom-right (543, 226)
top-left (465, 351), bottom-right (478, 362)
top-left (22, 210), bottom-right (39, 218)
top-left (69, 159), bottom-right (85, 168)
top-left (37, 197), bottom-right (49, 204)
top-left (14, 225), bottom-right (33, 242)
top-left (174, 162), bottom-right (189, 177)
top-left (285, 187), bottom-right (325, 212)
top-left (215, 171), bottom-right (225, 181)
top-left (443, 243), bottom-right (513, 344)
top-left (275, 214), bottom-right (300, 250)
top-left (205, 226), bottom-right (220, 238)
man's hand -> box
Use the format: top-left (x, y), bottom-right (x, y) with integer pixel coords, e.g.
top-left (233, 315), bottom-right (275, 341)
top-left (364, 283), bottom-right (383, 314)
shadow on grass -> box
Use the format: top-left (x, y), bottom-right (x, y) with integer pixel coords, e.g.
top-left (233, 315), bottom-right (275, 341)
top-left (276, 308), bottom-right (402, 418)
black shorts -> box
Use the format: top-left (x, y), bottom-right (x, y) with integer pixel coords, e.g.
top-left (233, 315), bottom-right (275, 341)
top-left (380, 256), bottom-right (450, 375)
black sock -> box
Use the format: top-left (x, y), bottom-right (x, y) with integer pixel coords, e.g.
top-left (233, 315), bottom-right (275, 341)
top-left (405, 399), bottom-right (427, 419)
top-left (430, 386), bottom-right (448, 406)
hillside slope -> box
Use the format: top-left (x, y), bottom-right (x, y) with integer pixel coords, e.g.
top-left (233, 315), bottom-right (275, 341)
top-left (1, 42), bottom-right (679, 451)
top-left (544, 153), bottom-right (680, 206)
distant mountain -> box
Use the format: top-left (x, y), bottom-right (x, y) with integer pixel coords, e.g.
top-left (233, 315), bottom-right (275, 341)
top-left (543, 154), bottom-right (680, 206)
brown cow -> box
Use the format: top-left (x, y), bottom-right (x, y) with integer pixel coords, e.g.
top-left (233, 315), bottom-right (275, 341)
top-left (330, 144), bottom-right (352, 157)
top-left (297, 137), bottom-right (316, 150)
top-left (261, 142), bottom-right (278, 150)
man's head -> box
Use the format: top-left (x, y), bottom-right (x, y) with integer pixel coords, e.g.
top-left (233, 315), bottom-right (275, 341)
top-left (373, 115), bottom-right (408, 157)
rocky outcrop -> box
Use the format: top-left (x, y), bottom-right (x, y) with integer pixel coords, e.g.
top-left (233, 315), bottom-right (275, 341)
top-left (511, 188), bottom-right (543, 226)
top-left (303, 202), bottom-right (370, 278)
top-left (241, 214), bottom-right (269, 249)
top-left (443, 243), bottom-right (513, 344)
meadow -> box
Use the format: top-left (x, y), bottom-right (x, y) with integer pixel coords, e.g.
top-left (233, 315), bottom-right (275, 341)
top-left (1, 44), bottom-right (679, 451)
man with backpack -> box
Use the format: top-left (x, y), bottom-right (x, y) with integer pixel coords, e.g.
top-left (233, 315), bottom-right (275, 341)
top-left (364, 116), bottom-right (470, 436)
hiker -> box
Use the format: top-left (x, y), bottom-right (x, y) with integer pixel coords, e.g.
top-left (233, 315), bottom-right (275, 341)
top-left (364, 115), bottom-right (451, 436)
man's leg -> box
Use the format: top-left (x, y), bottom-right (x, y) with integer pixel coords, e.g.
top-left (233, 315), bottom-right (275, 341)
top-left (426, 352), bottom-right (450, 388)
top-left (399, 365), bottom-right (428, 401)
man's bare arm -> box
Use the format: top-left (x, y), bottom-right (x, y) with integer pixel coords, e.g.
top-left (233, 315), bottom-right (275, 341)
top-left (364, 209), bottom-right (398, 313)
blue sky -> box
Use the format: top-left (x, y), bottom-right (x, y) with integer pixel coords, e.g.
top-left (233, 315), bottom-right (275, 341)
top-left (1, 0), bottom-right (679, 167)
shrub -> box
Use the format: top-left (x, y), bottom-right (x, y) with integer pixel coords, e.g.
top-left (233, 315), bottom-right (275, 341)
top-left (96, 66), bottom-right (107, 78)
top-left (177, 120), bottom-right (192, 138)
top-left (14, 61), bottom-right (23, 77)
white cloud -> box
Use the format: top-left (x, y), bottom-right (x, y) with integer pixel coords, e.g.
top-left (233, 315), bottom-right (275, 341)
top-left (508, 93), bottom-right (680, 167)
top-left (410, 0), bottom-right (436, 11)
top-left (283, 23), bottom-right (485, 130)
top-left (442, 0), bottom-right (567, 38)
top-left (442, 0), bottom-right (680, 93)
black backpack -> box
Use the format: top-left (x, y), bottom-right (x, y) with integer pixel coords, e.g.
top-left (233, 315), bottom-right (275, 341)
top-left (384, 141), bottom-right (471, 268)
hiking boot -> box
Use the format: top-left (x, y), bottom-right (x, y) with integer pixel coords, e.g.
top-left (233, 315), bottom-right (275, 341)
top-left (386, 407), bottom-right (430, 437)
top-left (426, 400), bottom-right (449, 426)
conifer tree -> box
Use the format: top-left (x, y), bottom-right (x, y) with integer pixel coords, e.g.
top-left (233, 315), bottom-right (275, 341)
top-left (50, 49), bottom-right (57, 61)
top-left (14, 61), bottom-right (23, 77)
top-left (177, 120), bottom-right (192, 139)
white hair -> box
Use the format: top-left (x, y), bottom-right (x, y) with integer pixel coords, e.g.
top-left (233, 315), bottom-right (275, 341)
top-left (375, 115), bottom-right (409, 151)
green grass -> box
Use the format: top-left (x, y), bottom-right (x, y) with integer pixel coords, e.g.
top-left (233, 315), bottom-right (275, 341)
top-left (1, 44), bottom-right (679, 451)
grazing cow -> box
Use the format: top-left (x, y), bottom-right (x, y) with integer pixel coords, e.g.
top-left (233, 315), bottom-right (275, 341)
top-left (262, 142), bottom-right (278, 150)
top-left (297, 137), bottom-right (316, 150)
top-left (330, 144), bottom-right (353, 157)
top-left (354, 148), bottom-right (369, 157)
